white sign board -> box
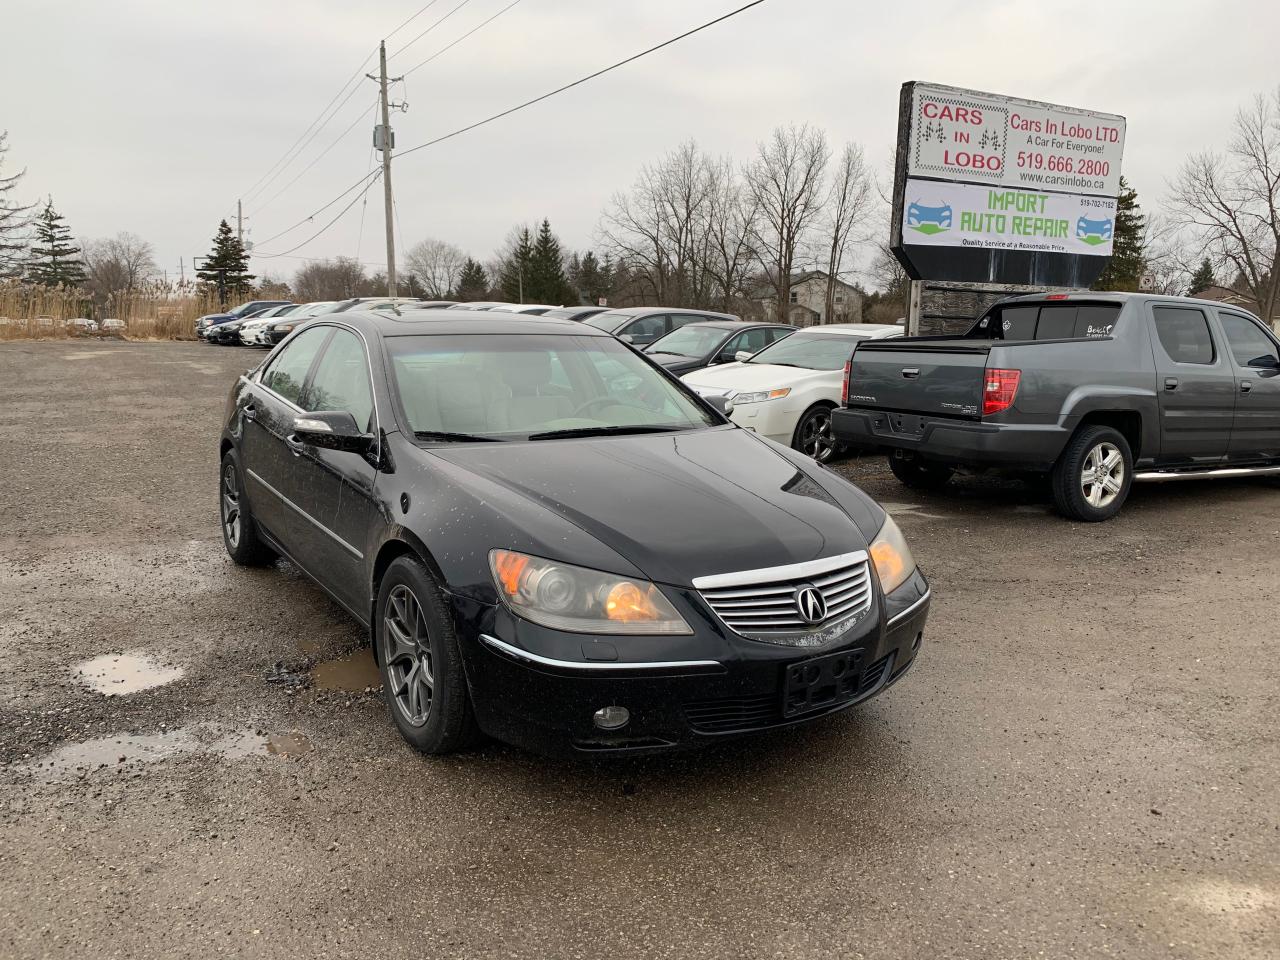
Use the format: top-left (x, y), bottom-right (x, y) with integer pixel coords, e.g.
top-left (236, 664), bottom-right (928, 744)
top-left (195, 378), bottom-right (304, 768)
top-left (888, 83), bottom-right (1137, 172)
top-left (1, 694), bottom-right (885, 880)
top-left (909, 83), bottom-right (1125, 197)
top-left (902, 178), bottom-right (1118, 256)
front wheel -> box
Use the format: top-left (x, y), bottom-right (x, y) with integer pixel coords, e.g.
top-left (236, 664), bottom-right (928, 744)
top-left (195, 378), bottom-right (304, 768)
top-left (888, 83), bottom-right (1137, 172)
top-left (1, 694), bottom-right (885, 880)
top-left (792, 405), bottom-right (840, 463)
top-left (1051, 426), bottom-right (1133, 522)
top-left (375, 556), bottom-right (479, 755)
top-left (219, 451), bottom-right (276, 566)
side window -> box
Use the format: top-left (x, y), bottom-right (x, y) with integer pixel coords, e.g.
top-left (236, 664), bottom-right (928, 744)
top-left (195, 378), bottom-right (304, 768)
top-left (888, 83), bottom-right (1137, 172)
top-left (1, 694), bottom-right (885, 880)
top-left (669, 314), bottom-right (703, 332)
top-left (1153, 306), bottom-right (1216, 365)
top-left (260, 327), bottom-right (330, 405)
top-left (626, 315), bottom-right (667, 342)
top-left (739, 328), bottom-right (774, 354)
top-left (304, 329), bottom-right (375, 431)
top-left (1219, 314), bottom-right (1280, 368)
top-left (765, 327), bottom-right (793, 345)
top-left (721, 332), bottom-right (749, 359)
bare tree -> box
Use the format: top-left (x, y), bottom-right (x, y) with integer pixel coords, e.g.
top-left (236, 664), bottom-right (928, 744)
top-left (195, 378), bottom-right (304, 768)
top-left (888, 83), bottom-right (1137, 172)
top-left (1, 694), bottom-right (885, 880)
top-left (1169, 87), bottom-right (1280, 322)
top-left (82, 233), bottom-right (156, 303)
top-left (703, 155), bottom-right (760, 314)
top-left (0, 132), bottom-right (34, 278)
top-left (291, 257), bottom-right (366, 301)
top-left (744, 124), bottom-right (830, 322)
top-left (821, 143), bottom-right (874, 321)
top-left (404, 238), bottom-right (467, 299)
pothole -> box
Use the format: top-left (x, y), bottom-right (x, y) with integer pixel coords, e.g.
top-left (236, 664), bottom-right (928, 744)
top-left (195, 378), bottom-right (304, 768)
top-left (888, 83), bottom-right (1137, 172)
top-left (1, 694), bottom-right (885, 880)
top-left (24, 724), bottom-right (311, 782)
top-left (74, 652), bottom-right (185, 696)
top-left (312, 652), bottom-right (381, 692)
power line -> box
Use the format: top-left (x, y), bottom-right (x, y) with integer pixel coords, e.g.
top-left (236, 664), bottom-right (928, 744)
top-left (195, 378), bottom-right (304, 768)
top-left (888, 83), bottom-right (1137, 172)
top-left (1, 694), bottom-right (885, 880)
top-left (384, 0), bottom-right (445, 40)
top-left (256, 171), bottom-right (384, 258)
top-left (402, 0), bottom-right (527, 78)
top-left (241, 47), bottom-right (378, 204)
top-left (395, 0), bottom-right (766, 161)
top-left (388, 0), bottom-right (475, 59)
top-left (252, 167), bottom-right (382, 249)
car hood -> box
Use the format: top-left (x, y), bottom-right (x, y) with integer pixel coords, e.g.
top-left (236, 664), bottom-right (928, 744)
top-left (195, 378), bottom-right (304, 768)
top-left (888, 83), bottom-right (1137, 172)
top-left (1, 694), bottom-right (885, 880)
top-left (681, 362), bottom-right (831, 394)
top-left (428, 427), bottom-right (879, 587)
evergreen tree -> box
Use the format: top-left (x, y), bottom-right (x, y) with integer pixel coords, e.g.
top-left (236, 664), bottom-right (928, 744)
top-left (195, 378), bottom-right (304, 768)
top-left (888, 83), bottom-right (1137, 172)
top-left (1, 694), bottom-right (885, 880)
top-left (0, 132), bottom-right (35, 279)
top-left (455, 257), bottom-right (489, 301)
top-left (196, 219), bottom-right (255, 307)
top-left (1187, 258), bottom-right (1216, 296)
top-left (1092, 177), bottom-right (1145, 292)
top-left (575, 251), bottom-right (610, 305)
top-left (498, 227), bottom-right (534, 302)
top-left (527, 219), bottom-right (576, 304)
top-left (26, 198), bottom-right (85, 287)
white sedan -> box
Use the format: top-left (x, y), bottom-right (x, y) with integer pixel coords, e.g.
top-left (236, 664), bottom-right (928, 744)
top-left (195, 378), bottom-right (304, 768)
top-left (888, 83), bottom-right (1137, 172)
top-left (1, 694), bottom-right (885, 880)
top-left (682, 323), bottom-right (902, 462)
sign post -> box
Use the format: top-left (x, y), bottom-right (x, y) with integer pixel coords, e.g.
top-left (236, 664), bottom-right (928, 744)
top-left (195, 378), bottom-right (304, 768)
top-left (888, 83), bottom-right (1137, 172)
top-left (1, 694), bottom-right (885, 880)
top-left (892, 82), bottom-right (1126, 299)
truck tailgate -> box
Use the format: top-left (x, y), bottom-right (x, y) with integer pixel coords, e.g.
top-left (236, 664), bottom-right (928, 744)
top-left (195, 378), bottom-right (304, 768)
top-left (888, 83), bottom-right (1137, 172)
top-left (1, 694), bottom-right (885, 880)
top-left (848, 341), bottom-right (991, 419)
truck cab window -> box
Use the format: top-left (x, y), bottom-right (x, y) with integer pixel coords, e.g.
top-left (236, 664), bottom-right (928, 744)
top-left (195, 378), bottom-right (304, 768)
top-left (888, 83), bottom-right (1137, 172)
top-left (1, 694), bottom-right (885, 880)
top-left (1152, 306), bottom-right (1215, 365)
top-left (1219, 313), bottom-right (1279, 368)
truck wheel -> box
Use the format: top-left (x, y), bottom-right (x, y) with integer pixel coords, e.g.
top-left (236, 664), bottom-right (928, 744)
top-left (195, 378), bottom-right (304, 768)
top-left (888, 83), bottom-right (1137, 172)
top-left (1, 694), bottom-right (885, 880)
top-left (888, 454), bottom-right (954, 491)
top-left (1051, 426), bottom-right (1132, 522)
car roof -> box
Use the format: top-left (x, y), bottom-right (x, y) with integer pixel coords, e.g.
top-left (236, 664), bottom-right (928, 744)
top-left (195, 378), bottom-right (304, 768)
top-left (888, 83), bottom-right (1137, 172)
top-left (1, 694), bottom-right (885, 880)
top-left (317, 308), bottom-right (616, 338)
top-left (790, 323), bottom-right (901, 335)
top-left (602, 306), bottom-right (737, 318)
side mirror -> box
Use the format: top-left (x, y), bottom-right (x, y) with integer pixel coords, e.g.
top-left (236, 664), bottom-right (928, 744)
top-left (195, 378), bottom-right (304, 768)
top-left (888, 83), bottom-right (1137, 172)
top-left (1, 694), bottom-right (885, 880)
top-left (1249, 355), bottom-right (1280, 369)
top-left (734, 350), bottom-right (755, 363)
top-left (702, 395), bottom-right (736, 417)
top-left (291, 411), bottom-right (372, 454)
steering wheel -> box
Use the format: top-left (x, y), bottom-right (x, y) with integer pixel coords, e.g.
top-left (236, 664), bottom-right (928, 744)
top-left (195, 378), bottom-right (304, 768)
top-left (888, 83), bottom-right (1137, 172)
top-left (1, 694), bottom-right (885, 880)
top-left (570, 396), bottom-right (624, 418)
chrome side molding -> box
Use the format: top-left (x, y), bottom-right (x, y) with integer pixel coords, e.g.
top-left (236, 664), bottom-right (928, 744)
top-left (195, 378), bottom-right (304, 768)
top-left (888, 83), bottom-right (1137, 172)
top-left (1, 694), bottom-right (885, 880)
top-left (479, 634), bottom-right (722, 673)
top-left (1134, 465), bottom-right (1280, 482)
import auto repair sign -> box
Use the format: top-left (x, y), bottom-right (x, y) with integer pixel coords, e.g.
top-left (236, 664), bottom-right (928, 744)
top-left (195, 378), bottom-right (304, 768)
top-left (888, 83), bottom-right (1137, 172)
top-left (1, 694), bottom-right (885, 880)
top-left (891, 81), bottom-right (1127, 287)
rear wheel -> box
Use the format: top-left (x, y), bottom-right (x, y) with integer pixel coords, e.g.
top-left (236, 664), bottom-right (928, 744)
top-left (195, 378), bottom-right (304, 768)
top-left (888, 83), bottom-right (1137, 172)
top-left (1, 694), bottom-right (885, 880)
top-left (792, 404), bottom-right (840, 463)
top-left (375, 556), bottom-right (479, 755)
top-left (1051, 425), bottom-right (1132, 522)
top-left (888, 454), bottom-right (954, 491)
top-left (219, 451), bottom-right (276, 565)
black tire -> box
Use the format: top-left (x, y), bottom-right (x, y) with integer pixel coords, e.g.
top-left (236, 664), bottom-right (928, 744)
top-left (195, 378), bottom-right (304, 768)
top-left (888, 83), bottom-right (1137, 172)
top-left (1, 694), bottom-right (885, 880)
top-left (219, 450), bottom-right (277, 566)
top-left (792, 404), bottom-right (841, 463)
top-left (375, 556), bottom-right (480, 755)
top-left (1050, 425), bottom-right (1133, 522)
top-left (888, 454), bottom-right (954, 491)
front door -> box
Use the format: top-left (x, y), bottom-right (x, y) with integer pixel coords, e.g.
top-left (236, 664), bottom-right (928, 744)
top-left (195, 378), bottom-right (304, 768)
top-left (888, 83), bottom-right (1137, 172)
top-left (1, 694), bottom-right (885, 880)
top-left (1217, 310), bottom-right (1280, 462)
top-left (290, 327), bottom-right (382, 614)
top-left (1149, 304), bottom-right (1235, 465)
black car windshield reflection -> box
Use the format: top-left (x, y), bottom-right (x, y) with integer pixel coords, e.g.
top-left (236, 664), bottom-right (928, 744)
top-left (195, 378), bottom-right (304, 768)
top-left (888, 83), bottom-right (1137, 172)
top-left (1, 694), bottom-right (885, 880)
top-left (385, 333), bottom-right (717, 442)
top-left (746, 333), bottom-right (868, 370)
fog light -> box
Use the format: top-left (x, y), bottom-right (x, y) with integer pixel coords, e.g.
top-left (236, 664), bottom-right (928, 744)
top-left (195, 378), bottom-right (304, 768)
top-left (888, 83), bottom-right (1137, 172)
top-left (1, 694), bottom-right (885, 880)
top-left (593, 705), bottom-right (630, 730)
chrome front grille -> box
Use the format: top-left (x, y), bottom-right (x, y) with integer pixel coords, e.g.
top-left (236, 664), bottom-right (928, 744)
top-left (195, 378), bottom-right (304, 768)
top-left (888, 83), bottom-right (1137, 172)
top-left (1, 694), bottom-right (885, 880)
top-left (694, 551), bottom-right (874, 645)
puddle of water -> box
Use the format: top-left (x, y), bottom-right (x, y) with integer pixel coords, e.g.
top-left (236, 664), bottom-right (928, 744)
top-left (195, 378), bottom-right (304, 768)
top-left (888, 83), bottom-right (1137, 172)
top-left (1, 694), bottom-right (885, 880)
top-left (25, 724), bottom-right (305, 782)
top-left (74, 652), bottom-right (185, 696)
top-left (266, 732), bottom-right (313, 756)
top-left (312, 652), bottom-right (381, 692)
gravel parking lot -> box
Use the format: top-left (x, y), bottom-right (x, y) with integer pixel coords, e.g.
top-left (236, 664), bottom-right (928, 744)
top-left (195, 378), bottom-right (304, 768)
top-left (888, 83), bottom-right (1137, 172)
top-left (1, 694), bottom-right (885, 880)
top-left (2, 339), bottom-right (1277, 960)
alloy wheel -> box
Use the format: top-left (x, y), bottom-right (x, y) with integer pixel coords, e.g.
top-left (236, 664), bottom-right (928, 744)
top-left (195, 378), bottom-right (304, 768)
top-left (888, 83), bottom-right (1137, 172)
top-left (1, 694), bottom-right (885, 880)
top-left (1080, 441), bottom-right (1125, 509)
top-left (799, 410), bottom-right (836, 462)
top-left (382, 584), bottom-right (435, 727)
top-left (221, 463), bottom-right (241, 548)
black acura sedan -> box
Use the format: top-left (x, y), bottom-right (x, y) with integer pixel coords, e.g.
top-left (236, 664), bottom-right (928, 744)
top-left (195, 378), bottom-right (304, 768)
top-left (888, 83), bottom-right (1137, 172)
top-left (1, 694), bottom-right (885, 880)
top-left (643, 321), bottom-right (795, 376)
top-left (218, 310), bottom-right (929, 756)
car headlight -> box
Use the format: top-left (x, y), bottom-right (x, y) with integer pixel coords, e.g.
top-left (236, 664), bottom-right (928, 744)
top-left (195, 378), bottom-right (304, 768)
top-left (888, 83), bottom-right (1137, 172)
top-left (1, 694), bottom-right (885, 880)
top-left (732, 388), bottom-right (790, 404)
top-left (489, 549), bottom-right (692, 635)
top-left (276, 324), bottom-right (294, 333)
top-left (869, 514), bottom-right (916, 594)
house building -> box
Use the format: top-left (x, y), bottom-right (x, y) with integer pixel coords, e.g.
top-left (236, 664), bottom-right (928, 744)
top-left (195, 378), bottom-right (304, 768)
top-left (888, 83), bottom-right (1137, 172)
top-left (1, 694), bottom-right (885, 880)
top-left (753, 270), bottom-right (864, 327)
top-left (1192, 284), bottom-right (1279, 329)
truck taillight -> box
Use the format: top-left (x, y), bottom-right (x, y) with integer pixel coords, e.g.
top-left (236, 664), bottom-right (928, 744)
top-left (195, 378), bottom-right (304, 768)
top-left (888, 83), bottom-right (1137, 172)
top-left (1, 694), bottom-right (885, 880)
top-left (982, 368), bottom-right (1021, 416)
top-left (841, 360), bottom-right (851, 406)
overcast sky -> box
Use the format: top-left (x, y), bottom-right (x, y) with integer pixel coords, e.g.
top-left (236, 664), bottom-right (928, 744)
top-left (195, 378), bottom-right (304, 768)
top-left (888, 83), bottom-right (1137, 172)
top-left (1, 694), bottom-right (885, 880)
top-left (5, 0), bottom-right (1279, 286)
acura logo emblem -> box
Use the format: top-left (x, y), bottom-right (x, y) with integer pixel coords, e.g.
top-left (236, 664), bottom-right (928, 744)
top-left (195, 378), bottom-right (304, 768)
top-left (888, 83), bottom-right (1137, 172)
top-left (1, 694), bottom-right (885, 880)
top-left (795, 584), bottom-right (827, 624)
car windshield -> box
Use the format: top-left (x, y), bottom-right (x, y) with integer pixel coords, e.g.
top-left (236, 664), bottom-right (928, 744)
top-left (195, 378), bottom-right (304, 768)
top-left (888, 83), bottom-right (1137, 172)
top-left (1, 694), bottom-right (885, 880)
top-left (646, 325), bottom-right (727, 357)
top-left (581, 310), bottom-right (633, 331)
top-left (745, 332), bottom-right (866, 370)
top-left (386, 333), bottom-right (718, 442)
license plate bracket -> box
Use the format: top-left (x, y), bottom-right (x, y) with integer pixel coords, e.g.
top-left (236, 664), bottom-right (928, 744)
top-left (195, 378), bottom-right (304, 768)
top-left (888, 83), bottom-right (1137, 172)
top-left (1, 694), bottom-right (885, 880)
top-left (782, 648), bottom-right (865, 718)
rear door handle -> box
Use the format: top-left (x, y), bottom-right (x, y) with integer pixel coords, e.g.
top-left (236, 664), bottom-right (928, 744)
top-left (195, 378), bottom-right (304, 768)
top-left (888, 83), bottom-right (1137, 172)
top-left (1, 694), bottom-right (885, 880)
top-left (1241, 380), bottom-right (1254, 393)
top-left (901, 367), bottom-right (920, 379)
top-left (1164, 377), bottom-right (1179, 391)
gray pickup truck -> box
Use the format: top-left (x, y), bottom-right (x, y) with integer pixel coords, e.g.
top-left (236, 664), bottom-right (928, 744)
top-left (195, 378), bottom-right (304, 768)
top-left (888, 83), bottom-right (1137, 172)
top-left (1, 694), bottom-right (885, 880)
top-left (832, 292), bottom-right (1280, 521)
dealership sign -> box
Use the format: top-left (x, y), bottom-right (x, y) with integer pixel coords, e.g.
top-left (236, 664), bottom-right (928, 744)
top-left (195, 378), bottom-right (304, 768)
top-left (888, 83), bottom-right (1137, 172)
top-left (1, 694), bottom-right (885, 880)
top-left (891, 81), bottom-right (1127, 288)
top-left (903, 179), bottom-right (1118, 256)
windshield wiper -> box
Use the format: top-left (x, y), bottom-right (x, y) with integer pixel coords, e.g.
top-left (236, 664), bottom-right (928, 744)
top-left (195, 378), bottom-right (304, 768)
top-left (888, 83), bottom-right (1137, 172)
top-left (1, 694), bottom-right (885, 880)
top-left (414, 430), bottom-right (499, 443)
top-left (526, 425), bottom-right (688, 441)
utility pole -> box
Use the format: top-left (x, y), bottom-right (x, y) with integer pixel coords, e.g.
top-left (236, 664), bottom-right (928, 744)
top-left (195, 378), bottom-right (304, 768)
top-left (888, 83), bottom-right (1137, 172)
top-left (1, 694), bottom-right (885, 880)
top-left (236, 199), bottom-right (243, 244)
top-left (376, 41), bottom-right (397, 298)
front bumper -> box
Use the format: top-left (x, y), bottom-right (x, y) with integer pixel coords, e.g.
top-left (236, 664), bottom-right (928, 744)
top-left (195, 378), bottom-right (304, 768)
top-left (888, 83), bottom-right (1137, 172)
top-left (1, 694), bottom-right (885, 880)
top-left (452, 570), bottom-right (930, 757)
top-left (832, 407), bottom-right (1069, 472)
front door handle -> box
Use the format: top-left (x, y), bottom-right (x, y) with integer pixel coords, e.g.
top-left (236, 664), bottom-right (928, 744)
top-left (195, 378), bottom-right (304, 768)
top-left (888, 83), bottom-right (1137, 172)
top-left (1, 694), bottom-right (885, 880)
top-left (1241, 380), bottom-right (1254, 393)
top-left (901, 367), bottom-right (920, 379)
top-left (285, 434), bottom-right (306, 456)
top-left (1164, 377), bottom-right (1179, 391)
top-left (243, 402), bottom-right (257, 421)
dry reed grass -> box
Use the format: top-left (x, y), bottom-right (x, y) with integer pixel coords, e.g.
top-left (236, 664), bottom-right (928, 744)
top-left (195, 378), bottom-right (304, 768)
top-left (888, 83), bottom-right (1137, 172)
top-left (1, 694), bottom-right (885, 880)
top-left (0, 282), bottom-right (222, 342)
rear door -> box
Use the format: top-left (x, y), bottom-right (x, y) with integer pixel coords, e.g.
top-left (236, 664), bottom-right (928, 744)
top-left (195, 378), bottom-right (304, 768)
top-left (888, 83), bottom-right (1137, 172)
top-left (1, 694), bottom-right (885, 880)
top-left (1217, 310), bottom-right (1280, 462)
top-left (1149, 304), bottom-right (1234, 465)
